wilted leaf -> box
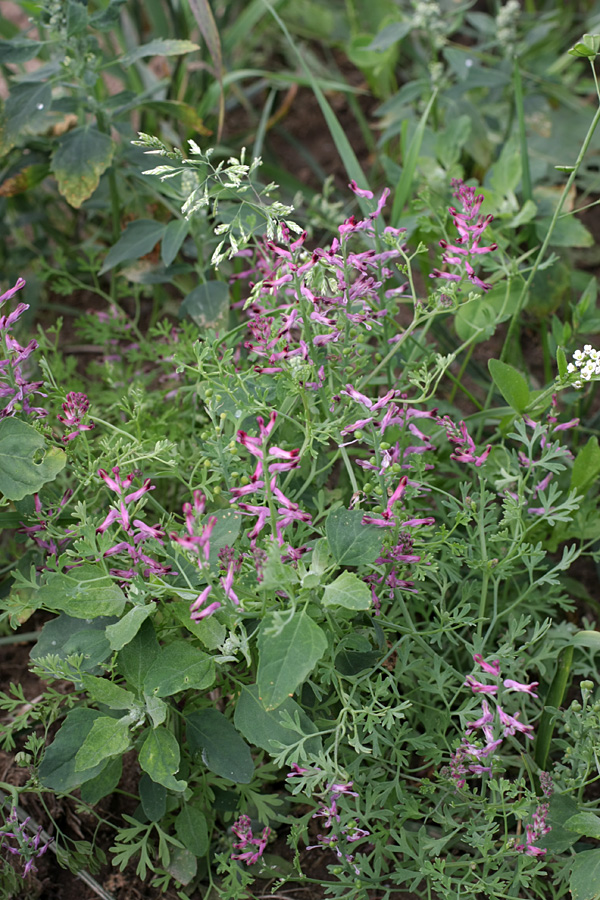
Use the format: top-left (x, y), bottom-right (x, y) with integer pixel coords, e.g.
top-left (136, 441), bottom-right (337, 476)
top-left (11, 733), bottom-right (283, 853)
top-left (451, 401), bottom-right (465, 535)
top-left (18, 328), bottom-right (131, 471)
top-left (51, 125), bottom-right (115, 208)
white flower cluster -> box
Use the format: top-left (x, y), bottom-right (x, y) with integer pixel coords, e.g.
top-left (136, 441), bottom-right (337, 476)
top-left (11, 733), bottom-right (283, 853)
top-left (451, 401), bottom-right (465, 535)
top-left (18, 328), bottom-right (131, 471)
top-left (567, 344), bottom-right (600, 387)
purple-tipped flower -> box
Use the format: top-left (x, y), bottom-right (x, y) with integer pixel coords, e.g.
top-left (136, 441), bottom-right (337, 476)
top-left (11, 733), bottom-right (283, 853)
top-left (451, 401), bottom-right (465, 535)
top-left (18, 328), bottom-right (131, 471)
top-left (230, 814), bottom-right (270, 866)
top-left (430, 179), bottom-right (498, 293)
top-left (57, 391), bottom-right (95, 442)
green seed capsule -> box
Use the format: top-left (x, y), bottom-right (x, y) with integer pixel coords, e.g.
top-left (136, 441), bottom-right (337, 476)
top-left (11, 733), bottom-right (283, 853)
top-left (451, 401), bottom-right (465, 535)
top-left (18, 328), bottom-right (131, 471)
top-left (205, 389), bottom-right (213, 398)
top-left (354, 430), bottom-right (363, 440)
top-left (380, 441), bottom-right (391, 451)
top-left (363, 482), bottom-right (372, 493)
top-left (204, 459), bottom-right (211, 468)
top-left (213, 486), bottom-right (221, 495)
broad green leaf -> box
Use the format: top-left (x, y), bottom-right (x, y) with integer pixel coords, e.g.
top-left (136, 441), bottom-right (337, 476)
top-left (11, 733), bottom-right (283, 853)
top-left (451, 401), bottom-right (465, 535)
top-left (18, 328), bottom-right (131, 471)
top-left (120, 38), bottom-right (200, 66)
top-left (206, 509), bottom-right (242, 567)
top-left (105, 605), bottom-right (155, 651)
top-left (570, 849), bottom-right (600, 900)
top-left (39, 708), bottom-right (107, 791)
top-left (536, 215), bottom-right (593, 248)
top-left (179, 281), bottom-right (230, 329)
top-left (454, 279), bottom-right (522, 344)
top-left (100, 220), bottom-right (167, 275)
top-left (81, 674), bottom-right (137, 710)
top-left (488, 359), bottom-right (530, 413)
top-left (565, 812), bottom-right (600, 839)
top-left (35, 564), bottom-right (126, 619)
top-left (51, 126), bottom-right (115, 208)
top-left (367, 21), bottom-right (412, 51)
top-left (142, 101), bottom-right (211, 135)
top-left (186, 709), bottom-right (254, 783)
top-left (0, 418), bottom-right (66, 501)
top-left (139, 773), bottom-right (167, 822)
top-left (571, 437), bottom-right (600, 494)
top-left (572, 631), bottom-right (600, 650)
top-left (144, 693), bottom-right (168, 728)
top-left (165, 847), bottom-right (197, 886)
top-left (171, 600), bottom-right (226, 649)
top-left (234, 684), bottom-right (321, 756)
top-left (116, 619), bottom-right (160, 690)
top-left (569, 34), bottom-right (600, 58)
top-left (31, 614), bottom-right (116, 674)
top-left (540, 793), bottom-right (579, 853)
top-left (139, 727), bottom-right (186, 792)
top-left (143, 642), bottom-right (214, 697)
top-left (0, 39), bottom-right (43, 63)
top-left (175, 806), bottom-right (209, 857)
top-left (325, 508), bottom-right (382, 566)
top-left (0, 81), bottom-right (52, 154)
top-left (322, 571), bottom-right (371, 610)
top-left (80, 756), bottom-right (122, 805)
top-left (257, 610), bottom-right (327, 710)
top-left (161, 218), bottom-right (190, 267)
top-left (75, 716), bottom-right (132, 771)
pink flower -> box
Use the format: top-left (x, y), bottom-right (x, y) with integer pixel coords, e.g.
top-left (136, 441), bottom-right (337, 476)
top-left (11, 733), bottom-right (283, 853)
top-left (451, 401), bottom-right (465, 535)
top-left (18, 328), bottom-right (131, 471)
top-left (464, 676), bottom-right (498, 695)
top-left (473, 654), bottom-right (501, 676)
top-left (503, 678), bottom-right (539, 698)
top-left (497, 706), bottom-right (534, 739)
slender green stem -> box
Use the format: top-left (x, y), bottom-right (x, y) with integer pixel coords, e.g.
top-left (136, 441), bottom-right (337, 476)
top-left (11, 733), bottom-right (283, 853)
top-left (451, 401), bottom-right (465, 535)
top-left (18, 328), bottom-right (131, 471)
top-left (499, 100), bottom-right (600, 365)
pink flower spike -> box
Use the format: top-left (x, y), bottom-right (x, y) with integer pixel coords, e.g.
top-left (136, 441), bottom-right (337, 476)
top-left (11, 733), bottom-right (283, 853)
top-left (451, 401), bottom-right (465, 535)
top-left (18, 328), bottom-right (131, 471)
top-left (503, 678), bottom-right (539, 698)
top-left (473, 654), bottom-right (501, 676)
top-left (349, 180), bottom-right (374, 199)
top-left (124, 479), bottom-right (155, 504)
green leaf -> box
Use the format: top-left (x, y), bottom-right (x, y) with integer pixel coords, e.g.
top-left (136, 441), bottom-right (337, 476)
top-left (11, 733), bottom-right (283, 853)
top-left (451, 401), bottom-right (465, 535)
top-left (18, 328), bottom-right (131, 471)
top-left (454, 279), bottom-right (522, 344)
top-left (488, 359), bottom-right (530, 413)
top-left (557, 346), bottom-right (567, 379)
top-left (536, 215), bottom-right (593, 248)
top-left (100, 220), bottom-right (167, 275)
top-left (257, 610), bottom-right (327, 711)
top-left (142, 101), bottom-right (211, 135)
top-left (35, 564), bottom-right (126, 618)
top-left (75, 715), bottom-right (132, 771)
top-left (116, 619), bottom-right (160, 690)
top-left (171, 600), bottom-right (226, 649)
top-left (0, 418), bottom-right (66, 501)
top-left (565, 812), bottom-right (600, 839)
top-left (179, 281), bottom-right (230, 329)
top-left (570, 849), bottom-right (600, 900)
top-left (80, 756), bottom-right (122, 805)
top-left (0, 39), bottom-right (43, 64)
top-left (572, 631), bottom-right (600, 650)
top-left (234, 684), bottom-right (321, 756)
top-left (165, 847), bottom-right (197, 886)
top-left (322, 571), bottom-right (371, 610)
top-left (143, 642), bottom-right (214, 697)
top-left (325, 508), bottom-right (382, 566)
top-left (139, 727), bottom-right (186, 792)
top-left (571, 437), bottom-right (600, 494)
top-left (105, 605), bottom-right (156, 651)
top-left (81, 674), bottom-right (137, 710)
top-left (139, 773), bottom-right (167, 822)
top-left (161, 219), bottom-right (190, 267)
top-left (367, 21), bottom-right (412, 51)
top-left (569, 33), bottom-right (600, 58)
top-left (51, 125), bottom-right (115, 208)
top-left (0, 81), bottom-right (52, 154)
top-left (175, 806), bottom-right (209, 857)
top-left (186, 709), bottom-right (254, 783)
top-left (31, 614), bottom-right (116, 674)
top-left (206, 509), bottom-right (242, 567)
top-left (120, 38), bottom-right (200, 66)
top-left (144, 693), bottom-right (168, 728)
top-left (38, 709), bottom-right (108, 791)
top-left (540, 793), bottom-right (579, 853)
